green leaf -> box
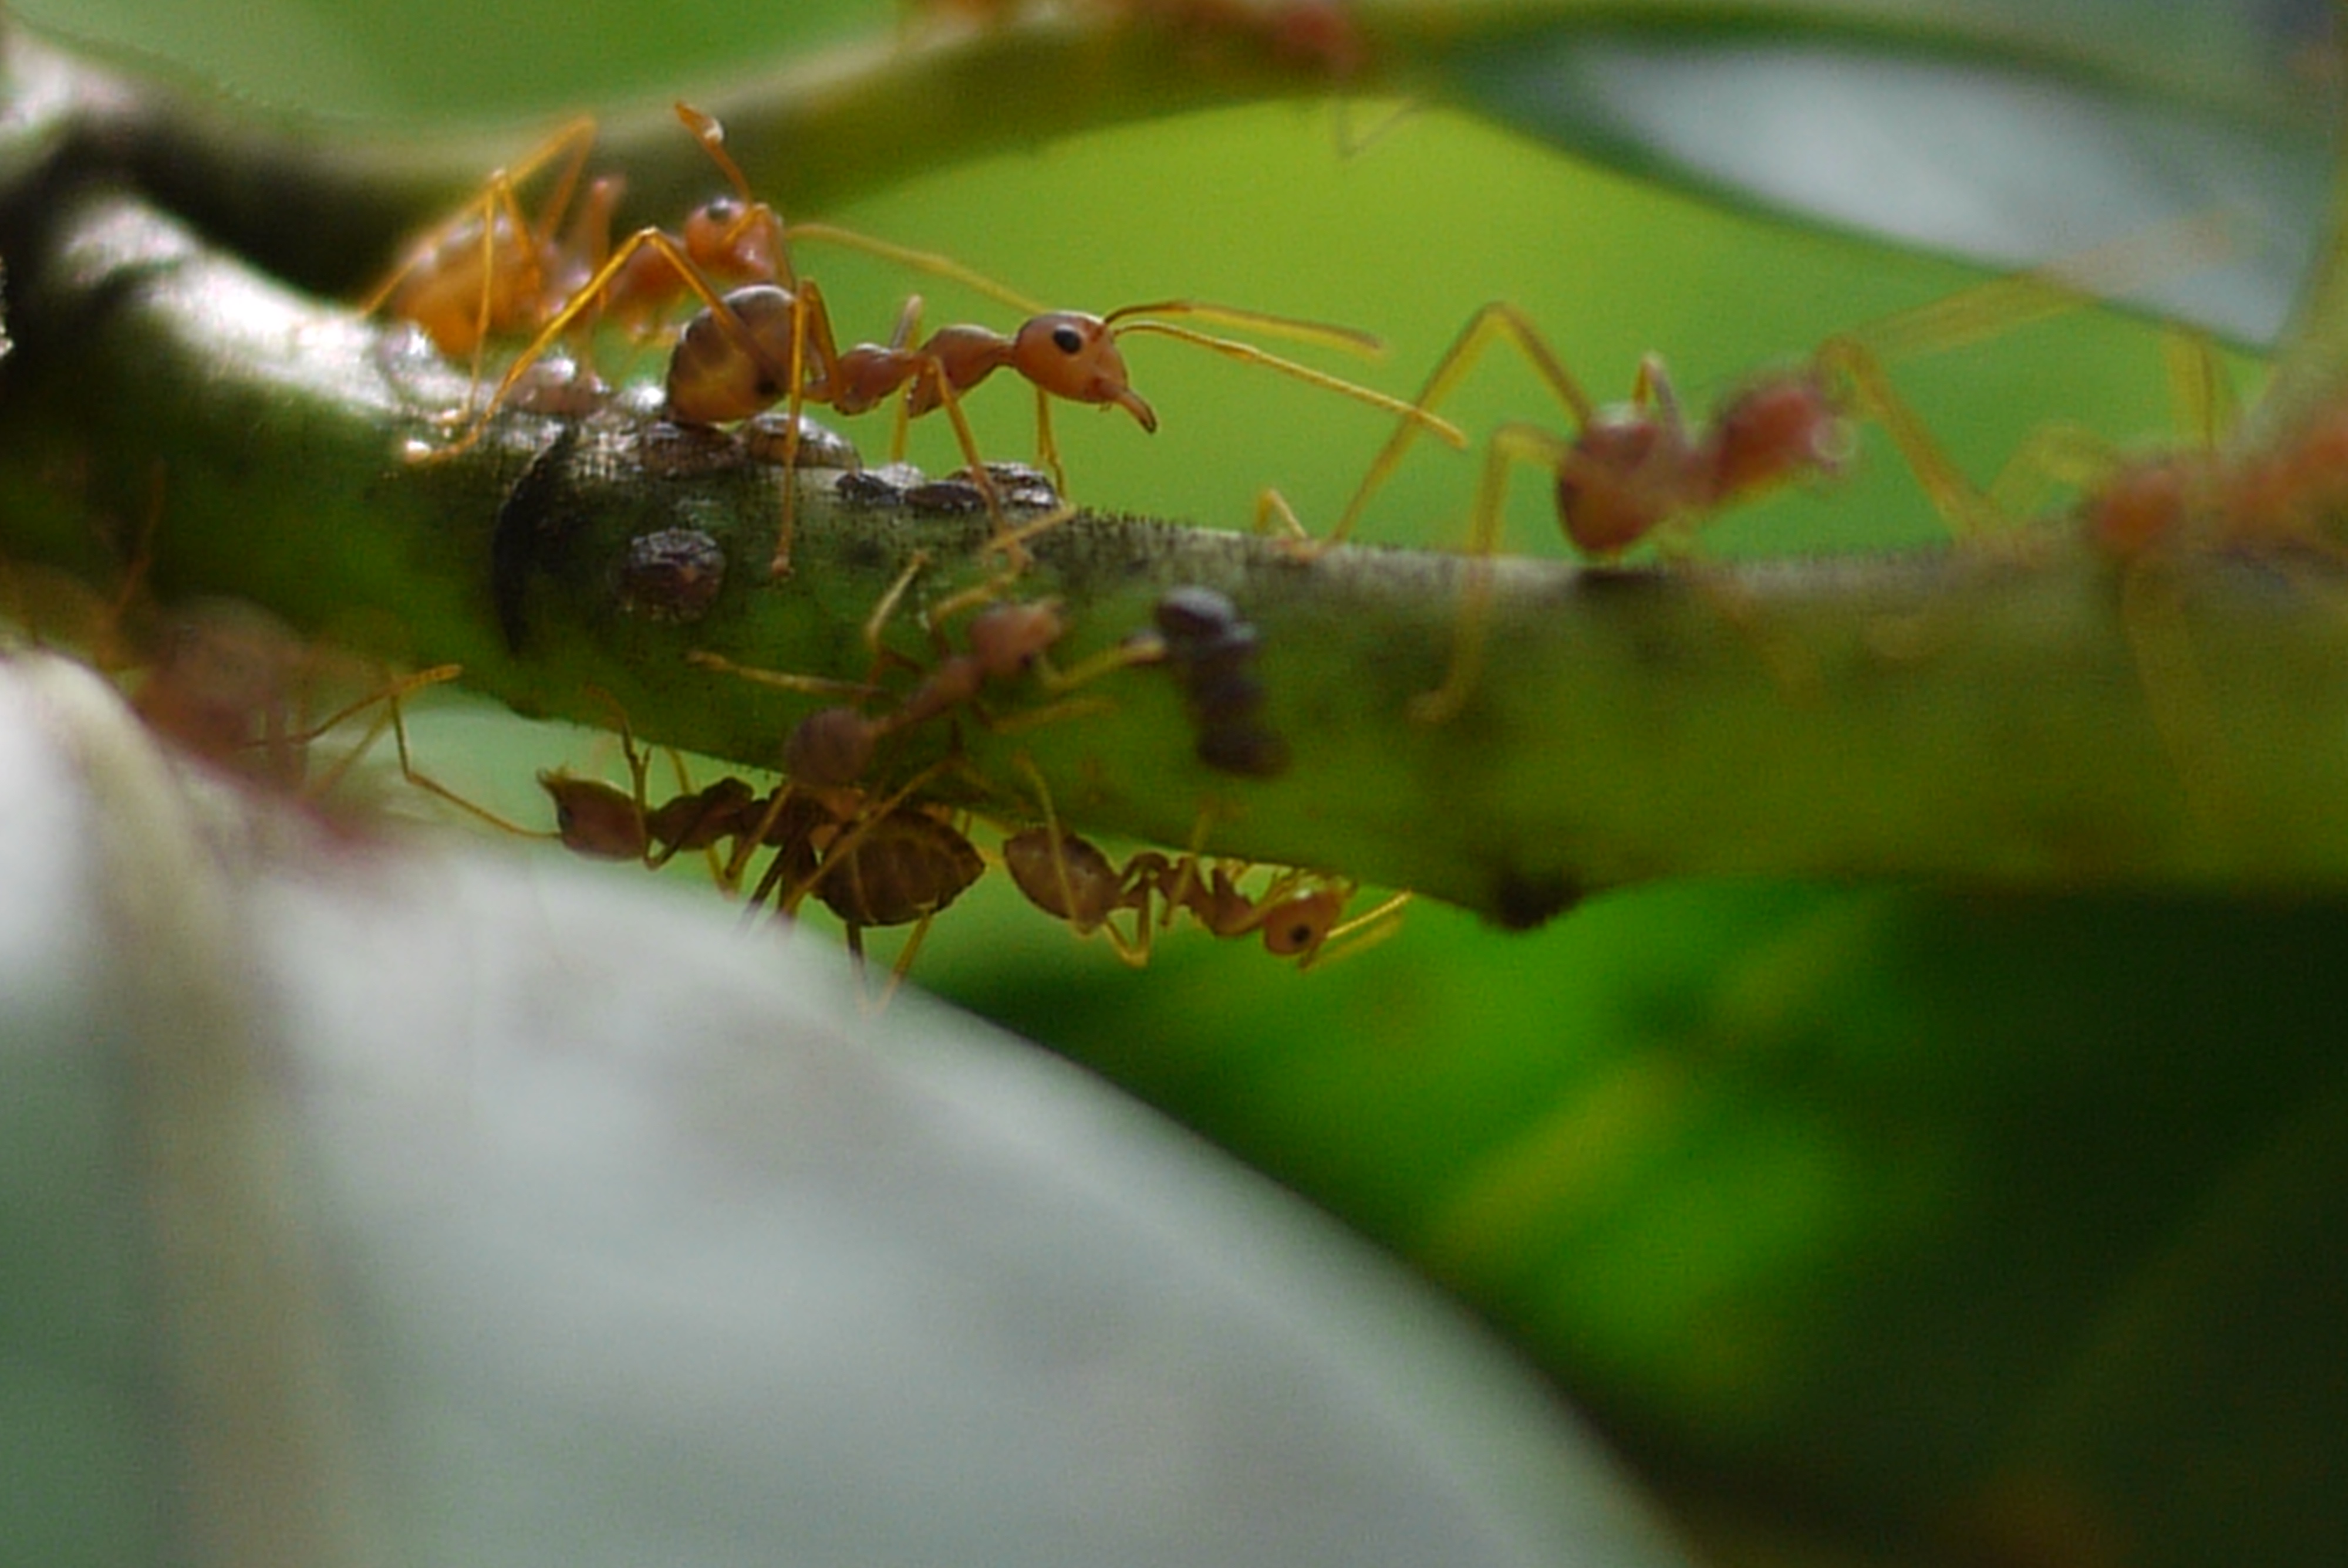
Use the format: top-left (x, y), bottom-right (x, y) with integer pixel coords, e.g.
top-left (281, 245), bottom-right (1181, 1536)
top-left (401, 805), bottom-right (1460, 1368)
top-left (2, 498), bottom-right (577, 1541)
top-left (1432, 0), bottom-right (2337, 343)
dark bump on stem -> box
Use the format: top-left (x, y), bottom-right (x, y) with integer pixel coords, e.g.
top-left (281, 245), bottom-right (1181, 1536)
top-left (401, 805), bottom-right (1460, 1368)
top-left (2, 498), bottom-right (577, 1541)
top-left (492, 423), bottom-right (584, 654)
top-left (1488, 866), bottom-right (1584, 931)
top-left (615, 527), bottom-right (727, 623)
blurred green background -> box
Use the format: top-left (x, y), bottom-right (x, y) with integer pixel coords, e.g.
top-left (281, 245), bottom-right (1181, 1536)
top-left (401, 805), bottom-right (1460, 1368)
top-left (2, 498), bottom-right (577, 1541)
top-left (23, 1), bottom-right (2348, 1563)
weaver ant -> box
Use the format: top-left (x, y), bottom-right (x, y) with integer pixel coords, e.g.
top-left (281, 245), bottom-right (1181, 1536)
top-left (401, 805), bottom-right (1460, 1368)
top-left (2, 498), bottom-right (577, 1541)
top-left (690, 549), bottom-right (1145, 796)
top-left (125, 601), bottom-right (534, 834)
top-left (1271, 219), bottom-right (2235, 719)
top-left (359, 117), bottom-right (616, 414)
top-left (534, 702), bottom-right (979, 1002)
top-left (428, 104), bottom-right (1459, 575)
top-left (1003, 758), bottom-right (1404, 967)
top-left (733, 762), bottom-right (987, 1006)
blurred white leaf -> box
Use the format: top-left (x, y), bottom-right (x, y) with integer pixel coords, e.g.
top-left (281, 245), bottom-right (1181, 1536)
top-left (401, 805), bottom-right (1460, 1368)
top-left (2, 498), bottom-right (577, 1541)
top-left (0, 652), bottom-right (1690, 1568)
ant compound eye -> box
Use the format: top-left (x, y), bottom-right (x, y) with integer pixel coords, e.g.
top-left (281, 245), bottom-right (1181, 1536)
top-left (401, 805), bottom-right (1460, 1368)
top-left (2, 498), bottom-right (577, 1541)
top-left (1051, 325), bottom-right (1084, 356)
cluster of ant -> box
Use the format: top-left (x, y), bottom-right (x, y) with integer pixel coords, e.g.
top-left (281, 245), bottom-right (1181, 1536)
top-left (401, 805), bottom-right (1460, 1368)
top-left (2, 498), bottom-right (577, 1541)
top-left (368, 103), bottom-right (1453, 576)
top-left (538, 559), bottom-right (1401, 996)
top-left (358, 101), bottom-right (1449, 987)
top-left (361, 80), bottom-right (2337, 988)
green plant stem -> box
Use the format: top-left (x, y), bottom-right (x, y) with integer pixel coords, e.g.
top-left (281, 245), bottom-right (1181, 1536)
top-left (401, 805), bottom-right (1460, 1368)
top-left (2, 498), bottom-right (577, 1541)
top-left (9, 190), bottom-right (2348, 921)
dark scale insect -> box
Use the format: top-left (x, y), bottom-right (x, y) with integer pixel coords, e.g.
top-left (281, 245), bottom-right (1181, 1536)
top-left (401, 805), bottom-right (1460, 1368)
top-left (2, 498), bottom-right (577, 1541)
top-left (1150, 586), bottom-right (1290, 778)
top-left (741, 411), bottom-right (861, 471)
top-left (692, 550), bottom-right (1112, 799)
top-left (615, 528), bottom-right (727, 623)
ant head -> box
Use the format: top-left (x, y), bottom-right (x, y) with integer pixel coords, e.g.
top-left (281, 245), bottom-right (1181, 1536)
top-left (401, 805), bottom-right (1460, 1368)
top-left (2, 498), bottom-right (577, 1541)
top-left (1013, 313), bottom-right (1158, 430)
top-left (1260, 887), bottom-right (1343, 962)
top-left (684, 198), bottom-right (782, 286)
top-left (965, 599), bottom-right (1066, 679)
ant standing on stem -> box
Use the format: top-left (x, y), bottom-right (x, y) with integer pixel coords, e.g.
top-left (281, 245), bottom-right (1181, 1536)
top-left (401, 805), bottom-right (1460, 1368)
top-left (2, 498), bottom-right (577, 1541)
top-left (1268, 219), bottom-right (2234, 722)
top-left (410, 104), bottom-right (1461, 576)
top-left (1001, 758), bottom-right (1407, 968)
top-left (360, 117), bottom-right (619, 417)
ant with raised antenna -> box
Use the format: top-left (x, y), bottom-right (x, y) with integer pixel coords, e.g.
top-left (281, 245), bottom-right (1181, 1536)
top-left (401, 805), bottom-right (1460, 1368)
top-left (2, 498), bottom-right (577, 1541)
top-left (427, 104), bottom-right (1461, 575)
top-left (1268, 219), bottom-right (2235, 721)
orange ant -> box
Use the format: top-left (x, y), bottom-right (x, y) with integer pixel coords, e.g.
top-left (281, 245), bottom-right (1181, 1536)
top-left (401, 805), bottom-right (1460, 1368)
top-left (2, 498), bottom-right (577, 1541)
top-left (1003, 757), bottom-right (1404, 967)
top-left (729, 762), bottom-right (986, 1006)
top-left (689, 549), bottom-right (1145, 793)
top-left (359, 117), bottom-right (618, 413)
top-left (429, 104), bottom-right (1460, 575)
top-left (125, 602), bottom-right (532, 834)
top-left (1270, 219), bottom-right (2236, 720)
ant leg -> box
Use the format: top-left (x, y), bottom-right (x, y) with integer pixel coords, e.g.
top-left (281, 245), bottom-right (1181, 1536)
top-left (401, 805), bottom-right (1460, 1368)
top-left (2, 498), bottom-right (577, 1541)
top-left (1813, 336), bottom-right (2003, 540)
top-left (304, 663), bottom-right (545, 834)
top-left (863, 913), bottom-right (936, 1012)
top-left (784, 222), bottom-right (1047, 316)
top-left (1983, 420), bottom-right (2120, 521)
top-left (862, 549), bottom-right (934, 677)
top-left (918, 360), bottom-right (1031, 572)
top-left (1033, 384), bottom-right (1066, 496)
top-left (885, 295), bottom-right (926, 464)
top-left (767, 279), bottom-right (849, 580)
top-left (424, 228), bottom-right (717, 460)
top-left (1307, 301), bottom-right (1593, 556)
top-left (684, 649), bottom-right (882, 702)
top-left (1303, 890), bottom-right (1413, 971)
top-left (1408, 420), bottom-right (1574, 725)
top-left (1010, 754), bottom-right (1152, 965)
top-left (2162, 327), bottom-right (2238, 451)
top-left (689, 550), bottom-right (924, 711)
top-left (1854, 212), bottom-right (2236, 367)
top-left (1253, 487), bottom-right (1314, 543)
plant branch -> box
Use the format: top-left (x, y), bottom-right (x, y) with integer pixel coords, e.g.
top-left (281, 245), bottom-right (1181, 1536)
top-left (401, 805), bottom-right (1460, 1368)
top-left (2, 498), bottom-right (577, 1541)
top-left (9, 190), bottom-right (2348, 922)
